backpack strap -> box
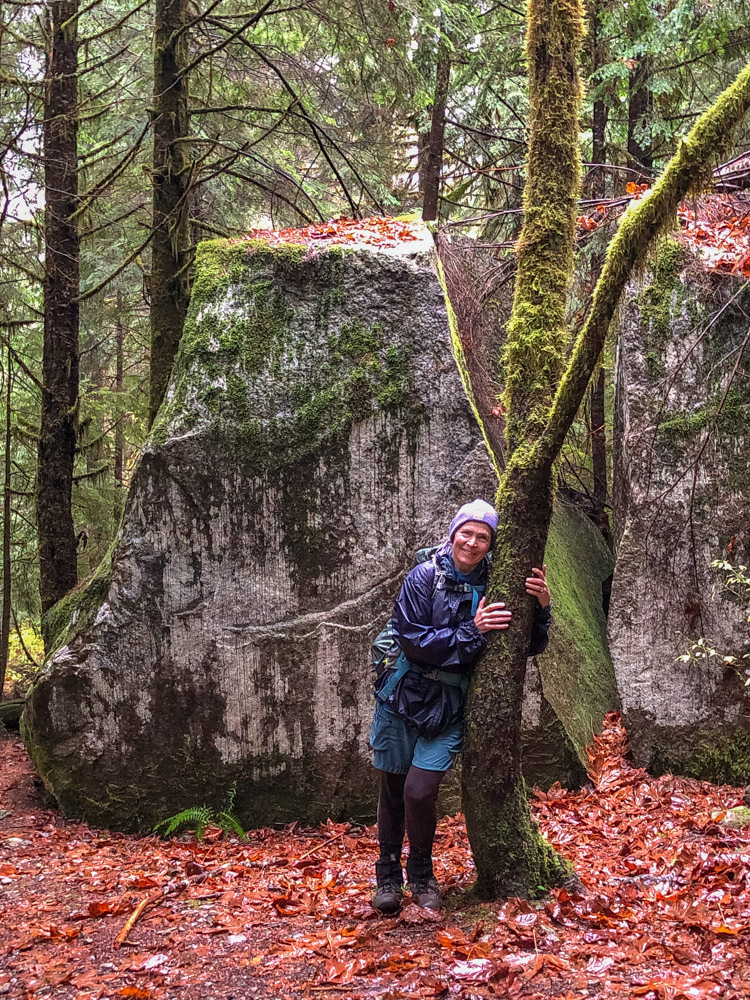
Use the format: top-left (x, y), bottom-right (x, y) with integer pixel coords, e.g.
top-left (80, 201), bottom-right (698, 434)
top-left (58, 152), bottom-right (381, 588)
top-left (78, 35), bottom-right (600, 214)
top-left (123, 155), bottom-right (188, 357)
top-left (376, 651), bottom-right (410, 703)
top-left (470, 585), bottom-right (484, 616)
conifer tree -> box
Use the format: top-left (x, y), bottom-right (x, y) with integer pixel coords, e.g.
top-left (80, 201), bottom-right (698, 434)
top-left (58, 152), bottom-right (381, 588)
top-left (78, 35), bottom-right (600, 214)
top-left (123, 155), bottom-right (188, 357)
top-left (37, 0), bottom-right (80, 617)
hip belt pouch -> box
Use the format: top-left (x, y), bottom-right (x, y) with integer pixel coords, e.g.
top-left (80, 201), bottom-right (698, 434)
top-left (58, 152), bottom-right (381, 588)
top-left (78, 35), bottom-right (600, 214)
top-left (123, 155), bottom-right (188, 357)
top-left (376, 665), bottom-right (465, 739)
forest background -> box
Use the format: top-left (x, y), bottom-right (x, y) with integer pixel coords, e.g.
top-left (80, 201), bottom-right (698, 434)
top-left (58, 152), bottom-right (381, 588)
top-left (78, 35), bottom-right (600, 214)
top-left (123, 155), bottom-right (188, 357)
top-left (0, 0), bottom-right (749, 700)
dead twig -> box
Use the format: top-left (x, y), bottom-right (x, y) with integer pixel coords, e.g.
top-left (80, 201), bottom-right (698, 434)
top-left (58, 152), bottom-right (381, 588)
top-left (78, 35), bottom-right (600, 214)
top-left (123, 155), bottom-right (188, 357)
top-left (295, 830), bottom-right (347, 863)
top-left (114, 869), bottom-right (211, 947)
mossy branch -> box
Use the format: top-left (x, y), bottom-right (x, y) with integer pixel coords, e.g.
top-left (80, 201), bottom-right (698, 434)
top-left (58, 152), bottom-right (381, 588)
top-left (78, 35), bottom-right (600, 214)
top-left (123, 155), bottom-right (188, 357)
top-left (537, 59), bottom-right (750, 466)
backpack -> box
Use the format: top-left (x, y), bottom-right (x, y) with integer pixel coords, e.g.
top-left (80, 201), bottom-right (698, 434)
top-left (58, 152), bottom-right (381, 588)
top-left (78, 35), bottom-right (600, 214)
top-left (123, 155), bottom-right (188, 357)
top-left (370, 547), bottom-right (439, 681)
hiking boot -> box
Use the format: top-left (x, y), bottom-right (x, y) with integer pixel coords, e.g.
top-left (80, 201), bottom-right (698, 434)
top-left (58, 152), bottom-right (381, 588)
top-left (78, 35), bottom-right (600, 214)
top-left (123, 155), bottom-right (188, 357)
top-left (410, 877), bottom-right (441, 911)
top-left (372, 880), bottom-right (404, 914)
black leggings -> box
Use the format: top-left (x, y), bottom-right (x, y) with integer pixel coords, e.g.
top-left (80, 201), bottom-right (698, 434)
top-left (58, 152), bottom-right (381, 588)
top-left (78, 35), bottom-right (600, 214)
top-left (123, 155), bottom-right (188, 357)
top-left (377, 766), bottom-right (446, 857)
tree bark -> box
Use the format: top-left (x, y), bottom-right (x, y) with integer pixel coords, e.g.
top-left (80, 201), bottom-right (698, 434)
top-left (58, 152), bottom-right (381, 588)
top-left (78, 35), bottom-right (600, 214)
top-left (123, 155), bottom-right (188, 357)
top-left (589, 366), bottom-right (610, 540)
top-left (628, 56), bottom-right (653, 181)
top-left (587, 0), bottom-right (608, 201)
top-left (148, 0), bottom-right (191, 425)
top-left (421, 33), bottom-right (451, 223)
top-left (114, 303), bottom-right (124, 492)
top-left (462, 0), bottom-right (584, 899)
top-left (0, 343), bottom-right (11, 697)
top-left (37, 0), bottom-right (79, 618)
top-left (587, 0), bottom-right (611, 545)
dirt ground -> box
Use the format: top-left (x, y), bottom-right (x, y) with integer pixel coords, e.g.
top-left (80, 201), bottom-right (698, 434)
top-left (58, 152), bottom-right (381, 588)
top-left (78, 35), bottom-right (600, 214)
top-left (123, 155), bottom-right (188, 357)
top-left (2, 715), bottom-right (750, 1000)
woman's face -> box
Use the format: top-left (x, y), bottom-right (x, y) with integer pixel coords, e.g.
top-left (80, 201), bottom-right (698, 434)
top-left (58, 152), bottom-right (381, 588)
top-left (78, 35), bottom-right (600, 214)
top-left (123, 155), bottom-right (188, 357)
top-left (451, 521), bottom-right (493, 574)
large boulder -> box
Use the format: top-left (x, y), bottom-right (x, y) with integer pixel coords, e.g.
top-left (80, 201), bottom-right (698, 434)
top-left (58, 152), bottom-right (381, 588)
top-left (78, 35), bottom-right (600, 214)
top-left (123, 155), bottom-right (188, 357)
top-left (610, 237), bottom-right (750, 782)
top-left (24, 226), bottom-right (617, 831)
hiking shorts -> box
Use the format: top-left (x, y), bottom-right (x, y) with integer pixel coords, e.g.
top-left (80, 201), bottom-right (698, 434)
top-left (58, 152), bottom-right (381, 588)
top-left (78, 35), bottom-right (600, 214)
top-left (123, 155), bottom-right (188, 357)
top-left (369, 701), bottom-right (464, 773)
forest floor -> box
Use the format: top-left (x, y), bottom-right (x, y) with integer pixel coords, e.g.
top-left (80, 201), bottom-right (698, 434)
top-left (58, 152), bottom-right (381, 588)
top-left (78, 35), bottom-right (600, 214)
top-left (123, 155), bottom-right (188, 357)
top-left (2, 715), bottom-right (750, 1000)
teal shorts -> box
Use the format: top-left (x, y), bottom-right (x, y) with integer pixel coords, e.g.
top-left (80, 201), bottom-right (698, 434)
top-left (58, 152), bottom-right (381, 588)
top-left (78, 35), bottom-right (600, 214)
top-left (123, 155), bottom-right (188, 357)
top-left (369, 700), bottom-right (464, 774)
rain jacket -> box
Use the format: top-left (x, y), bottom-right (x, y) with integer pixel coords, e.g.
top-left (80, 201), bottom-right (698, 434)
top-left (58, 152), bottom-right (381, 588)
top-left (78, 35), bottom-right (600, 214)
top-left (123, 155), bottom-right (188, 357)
top-left (393, 542), bottom-right (551, 672)
top-left (376, 543), bottom-right (552, 736)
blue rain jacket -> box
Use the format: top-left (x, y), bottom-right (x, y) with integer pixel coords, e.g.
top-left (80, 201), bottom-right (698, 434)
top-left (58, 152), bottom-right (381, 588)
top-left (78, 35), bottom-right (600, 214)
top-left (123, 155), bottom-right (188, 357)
top-left (392, 542), bottom-right (551, 675)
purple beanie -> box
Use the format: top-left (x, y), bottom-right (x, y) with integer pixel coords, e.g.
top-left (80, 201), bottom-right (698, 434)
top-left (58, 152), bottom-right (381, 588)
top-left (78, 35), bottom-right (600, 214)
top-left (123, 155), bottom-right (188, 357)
top-left (449, 499), bottom-right (498, 541)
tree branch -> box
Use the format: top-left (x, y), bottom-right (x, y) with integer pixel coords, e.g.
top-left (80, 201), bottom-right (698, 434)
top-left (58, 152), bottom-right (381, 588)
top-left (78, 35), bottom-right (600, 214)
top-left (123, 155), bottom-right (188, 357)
top-left (538, 60), bottom-right (750, 467)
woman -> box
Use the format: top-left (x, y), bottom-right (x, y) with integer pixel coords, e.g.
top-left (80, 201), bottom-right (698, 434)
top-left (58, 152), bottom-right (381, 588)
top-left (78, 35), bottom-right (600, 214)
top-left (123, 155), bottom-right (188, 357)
top-left (370, 498), bottom-right (552, 913)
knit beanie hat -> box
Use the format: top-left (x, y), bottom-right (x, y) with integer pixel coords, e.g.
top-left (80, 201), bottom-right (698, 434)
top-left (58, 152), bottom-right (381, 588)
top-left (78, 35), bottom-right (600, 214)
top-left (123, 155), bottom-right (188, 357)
top-left (448, 499), bottom-right (498, 541)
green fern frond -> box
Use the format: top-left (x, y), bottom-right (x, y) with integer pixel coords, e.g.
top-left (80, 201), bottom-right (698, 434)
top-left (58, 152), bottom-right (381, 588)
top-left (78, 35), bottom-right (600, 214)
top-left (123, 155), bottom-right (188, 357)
top-left (224, 781), bottom-right (237, 814)
top-left (154, 805), bottom-right (212, 838)
top-left (216, 810), bottom-right (246, 840)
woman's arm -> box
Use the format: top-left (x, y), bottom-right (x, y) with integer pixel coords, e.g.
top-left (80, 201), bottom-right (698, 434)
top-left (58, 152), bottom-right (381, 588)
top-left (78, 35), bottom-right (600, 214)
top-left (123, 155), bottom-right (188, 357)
top-left (393, 564), bottom-right (486, 671)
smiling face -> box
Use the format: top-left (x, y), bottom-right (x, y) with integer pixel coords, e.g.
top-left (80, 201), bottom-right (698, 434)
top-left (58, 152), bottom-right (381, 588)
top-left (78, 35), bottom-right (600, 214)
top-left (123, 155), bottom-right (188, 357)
top-left (451, 520), bottom-right (493, 574)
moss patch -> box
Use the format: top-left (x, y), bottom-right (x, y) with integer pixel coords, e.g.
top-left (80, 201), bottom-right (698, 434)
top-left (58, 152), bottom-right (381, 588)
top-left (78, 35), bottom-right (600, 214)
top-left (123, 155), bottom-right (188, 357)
top-left (39, 542), bottom-right (115, 653)
top-left (648, 725), bottom-right (750, 786)
top-left (150, 239), bottom-right (416, 477)
top-left (542, 501), bottom-right (620, 759)
top-left (638, 236), bottom-right (687, 358)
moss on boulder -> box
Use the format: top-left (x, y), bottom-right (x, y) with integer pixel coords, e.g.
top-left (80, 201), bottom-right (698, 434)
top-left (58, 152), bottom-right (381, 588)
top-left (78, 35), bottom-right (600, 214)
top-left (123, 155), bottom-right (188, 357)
top-left (610, 241), bottom-right (750, 779)
top-left (539, 501), bottom-right (618, 762)
top-left (25, 226), bottom-right (620, 832)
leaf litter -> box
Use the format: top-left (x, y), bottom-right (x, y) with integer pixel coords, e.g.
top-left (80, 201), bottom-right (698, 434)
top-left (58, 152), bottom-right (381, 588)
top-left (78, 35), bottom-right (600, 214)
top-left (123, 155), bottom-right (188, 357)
top-left (2, 713), bottom-right (750, 999)
top-left (577, 191), bottom-right (750, 279)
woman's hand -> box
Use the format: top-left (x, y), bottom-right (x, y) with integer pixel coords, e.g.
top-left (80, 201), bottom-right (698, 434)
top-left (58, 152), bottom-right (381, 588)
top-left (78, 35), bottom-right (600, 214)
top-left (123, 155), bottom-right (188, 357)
top-left (525, 565), bottom-right (551, 608)
top-left (474, 596), bottom-right (513, 634)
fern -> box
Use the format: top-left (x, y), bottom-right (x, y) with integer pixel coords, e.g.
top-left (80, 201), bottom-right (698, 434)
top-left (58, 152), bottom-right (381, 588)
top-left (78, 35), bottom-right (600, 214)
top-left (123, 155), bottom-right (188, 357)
top-left (153, 784), bottom-right (246, 841)
top-left (216, 810), bottom-right (246, 840)
top-left (154, 805), bottom-right (212, 839)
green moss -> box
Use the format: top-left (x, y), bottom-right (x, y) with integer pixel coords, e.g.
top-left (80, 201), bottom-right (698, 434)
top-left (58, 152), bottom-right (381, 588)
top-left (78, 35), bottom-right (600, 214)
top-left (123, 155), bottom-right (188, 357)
top-left (721, 806), bottom-right (750, 828)
top-left (541, 502), bottom-right (619, 758)
top-left (150, 239), bottom-right (415, 474)
top-left (39, 544), bottom-right (114, 653)
top-left (658, 386), bottom-right (750, 463)
top-left (650, 727), bottom-right (750, 786)
top-left (638, 236), bottom-right (686, 357)
top-left (500, 0), bottom-right (583, 454)
top-left (467, 779), bottom-right (574, 899)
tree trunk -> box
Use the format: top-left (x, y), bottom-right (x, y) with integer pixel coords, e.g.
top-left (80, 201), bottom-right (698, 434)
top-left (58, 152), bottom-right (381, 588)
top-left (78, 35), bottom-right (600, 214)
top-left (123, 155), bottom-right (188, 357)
top-left (628, 56), bottom-right (653, 181)
top-left (587, 1), bottom-right (611, 545)
top-left (421, 33), bottom-right (451, 223)
top-left (463, 461), bottom-right (569, 896)
top-left (37, 0), bottom-right (79, 618)
top-left (587, 0), bottom-right (608, 201)
top-left (114, 305), bottom-right (124, 492)
top-left (148, 0), bottom-right (191, 425)
top-left (0, 343), bottom-right (11, 697)
top-left (462, 0), bottom-right (584, 898)
top-left (589, 367), bottom-right (609, 538)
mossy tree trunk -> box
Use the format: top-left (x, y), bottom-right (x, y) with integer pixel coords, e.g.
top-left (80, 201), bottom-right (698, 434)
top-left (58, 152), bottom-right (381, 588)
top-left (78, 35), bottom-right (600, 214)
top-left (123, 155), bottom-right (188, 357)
top-left (462, 0), bottom-right (583, 899)
top-left (37, 0), bottom-right (80, 618)
top-left (149, 0), bottom-right (191, 426)
top-left (0, 343), bottom-right (11, 696)
top-left (462, 0), bottom-right (750, 895)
